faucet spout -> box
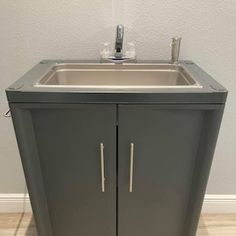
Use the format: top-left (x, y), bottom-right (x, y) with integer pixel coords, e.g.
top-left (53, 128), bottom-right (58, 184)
top-left (115, 24), bottom-right (124, 58)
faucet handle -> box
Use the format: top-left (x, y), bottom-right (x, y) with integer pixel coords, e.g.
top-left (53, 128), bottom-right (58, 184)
top-left (100, 42), bottom-right (112, 59)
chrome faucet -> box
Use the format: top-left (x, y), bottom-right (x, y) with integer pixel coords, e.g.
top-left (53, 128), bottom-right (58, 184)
top-left (171, 37), bottom-right (181, 64)
top-left (100, 24), bottom-right (136, 63)
top-left (114, 24), bottom-right (124, 59)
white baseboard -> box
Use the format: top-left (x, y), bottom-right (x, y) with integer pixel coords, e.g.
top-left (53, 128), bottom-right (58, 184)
top-left (202, 194), bottom-right (236, 213)
top-left (0, 194), bottom-right (236, 213)
top-left (0, 194), bottom-right (32, 213)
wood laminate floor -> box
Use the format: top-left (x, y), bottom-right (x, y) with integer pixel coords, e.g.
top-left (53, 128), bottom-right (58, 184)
top-left (0, 213), bottom-right (235, 236)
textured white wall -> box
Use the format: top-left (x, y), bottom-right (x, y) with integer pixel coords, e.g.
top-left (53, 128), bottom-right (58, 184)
top-left (0, 0), bottom-right (235, 194)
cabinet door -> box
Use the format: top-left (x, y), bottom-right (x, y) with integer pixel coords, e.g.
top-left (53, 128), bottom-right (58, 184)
top-left (118, 105), bottom-right (205, 236)
top-left (23, 104), bottom-right (116, 236)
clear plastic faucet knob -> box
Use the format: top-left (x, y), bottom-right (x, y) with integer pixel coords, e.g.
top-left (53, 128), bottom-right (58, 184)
top-left (125, 42), bottom-right (136, 59)
top-left (100, 42), bottom-right (112, 59)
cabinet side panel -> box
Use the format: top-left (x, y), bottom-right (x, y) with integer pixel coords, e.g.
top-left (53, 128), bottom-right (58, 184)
top-left (10, 104), bottom-right (53, 236)
top-left (183, 106), bottom-right (225, 236)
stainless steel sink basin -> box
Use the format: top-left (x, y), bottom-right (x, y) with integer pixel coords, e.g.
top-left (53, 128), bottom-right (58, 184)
top-left (35, 63), bottom-right (201, 90)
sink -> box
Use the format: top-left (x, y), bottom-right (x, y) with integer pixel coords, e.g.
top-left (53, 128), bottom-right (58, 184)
top-left (35, 64), bottom-right (201, 89)
top-left (6, 60), bottom-right (227, 104)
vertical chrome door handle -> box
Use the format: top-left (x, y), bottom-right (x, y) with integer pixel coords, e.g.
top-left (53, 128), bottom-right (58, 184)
top-left (100, 143), bottom-right (105, 192)
top-left (129, 143), bottom-right (134, 193)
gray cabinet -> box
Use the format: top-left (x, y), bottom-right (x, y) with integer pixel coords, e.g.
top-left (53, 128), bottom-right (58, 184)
top-left (11, 104), bottom-right (117, 236)
top-left (118, 105), bottom-right (204, 236)
top-left (10, 103), bottom-right (224, 236)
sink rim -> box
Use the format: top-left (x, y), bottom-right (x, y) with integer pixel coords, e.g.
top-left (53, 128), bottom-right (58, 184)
top-left (6, 60), bottom-right (227, 104)
top-left (34, 63), bottom-right (202, 89)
